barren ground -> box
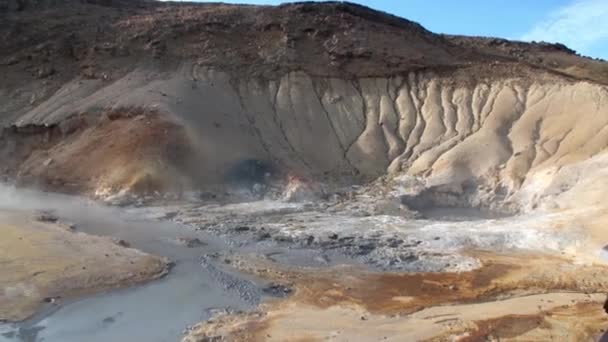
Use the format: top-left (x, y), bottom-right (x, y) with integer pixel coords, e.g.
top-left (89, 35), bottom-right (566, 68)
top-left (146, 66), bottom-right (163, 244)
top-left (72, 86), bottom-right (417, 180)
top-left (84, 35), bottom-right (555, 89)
top-left (1, 1), bottom-right (608, 342)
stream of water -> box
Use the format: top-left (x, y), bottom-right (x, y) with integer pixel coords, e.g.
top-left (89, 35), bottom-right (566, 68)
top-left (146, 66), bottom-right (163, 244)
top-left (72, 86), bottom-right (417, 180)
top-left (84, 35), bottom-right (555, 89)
top-left (0, 187), bottom-right (263, 342)
top-left (0, 185), bottom-right (583, 342)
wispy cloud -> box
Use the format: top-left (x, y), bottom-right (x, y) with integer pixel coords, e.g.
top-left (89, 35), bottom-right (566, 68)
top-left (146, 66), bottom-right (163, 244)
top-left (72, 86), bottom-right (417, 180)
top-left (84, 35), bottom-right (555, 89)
top-left (521, 0), bottom-right (608, 56)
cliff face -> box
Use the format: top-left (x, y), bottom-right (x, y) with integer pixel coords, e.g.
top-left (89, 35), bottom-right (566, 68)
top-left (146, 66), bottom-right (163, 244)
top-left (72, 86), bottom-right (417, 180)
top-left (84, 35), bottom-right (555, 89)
top-left (1, 1), bottom-right (607, 216)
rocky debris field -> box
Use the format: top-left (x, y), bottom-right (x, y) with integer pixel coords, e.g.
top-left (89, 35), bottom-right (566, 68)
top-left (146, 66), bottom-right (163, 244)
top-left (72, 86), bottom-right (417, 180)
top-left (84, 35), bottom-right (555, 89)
top-left (120, 184), bottom-right (607, 341)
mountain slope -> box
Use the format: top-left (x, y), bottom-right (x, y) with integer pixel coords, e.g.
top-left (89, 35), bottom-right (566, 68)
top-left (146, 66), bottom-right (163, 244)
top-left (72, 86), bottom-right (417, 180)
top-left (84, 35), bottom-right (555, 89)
top-left (1, 1), bottom-right (607, 214)
top-left (3, 2), bottom-right (608, 341)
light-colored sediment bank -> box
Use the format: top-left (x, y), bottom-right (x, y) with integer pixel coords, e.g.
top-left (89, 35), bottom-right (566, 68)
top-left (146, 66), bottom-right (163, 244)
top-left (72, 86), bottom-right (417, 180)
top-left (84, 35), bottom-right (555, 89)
top-left (0, 209), bottom-right (168, 322)
top-left (188, 293), bottom-right (606, 342)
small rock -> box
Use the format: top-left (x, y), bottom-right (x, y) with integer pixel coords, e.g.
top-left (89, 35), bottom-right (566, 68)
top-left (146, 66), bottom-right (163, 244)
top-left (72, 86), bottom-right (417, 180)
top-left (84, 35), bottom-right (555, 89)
top-left (306, 235), bottom-right (315, 245)
top-left (43, 296), bottom-right (59, 304)
top-left (102, 316), bottom-right (115, 324)
top-left (175, 237), bottom-right (206, 248)
top-left (387, 238), bottom-right (403, 248)
top-left (234, 226), bottom-right (250, 232)
top-left (262, 283), bottom-right (293, 297)
top-left (357, 242), bottom-right (376, 255)
top-left (163, 211), bottom-right (179, 219)
top-left (35, 211), bottom-right (58, 223)
top-left (113, 238), bottom-right (131, 248)
top-left (399, 254), bottom-right (418, 262)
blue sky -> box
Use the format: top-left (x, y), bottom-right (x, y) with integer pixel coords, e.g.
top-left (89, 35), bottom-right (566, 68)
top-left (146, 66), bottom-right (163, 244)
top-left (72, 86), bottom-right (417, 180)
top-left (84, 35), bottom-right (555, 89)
top-left (172, 0), bottom-right (608, 59)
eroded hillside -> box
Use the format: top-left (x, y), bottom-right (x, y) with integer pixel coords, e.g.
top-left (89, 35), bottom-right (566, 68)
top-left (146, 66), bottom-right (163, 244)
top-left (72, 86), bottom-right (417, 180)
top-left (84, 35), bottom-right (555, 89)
top-left (1, 1), bottom-right (607, 195)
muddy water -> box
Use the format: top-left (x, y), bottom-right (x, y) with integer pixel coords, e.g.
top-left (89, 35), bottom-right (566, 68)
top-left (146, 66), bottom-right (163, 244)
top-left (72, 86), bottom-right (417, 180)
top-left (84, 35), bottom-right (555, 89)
top-left (0, 187), bottom-right (284, 342)
top-left (0, 186), bottom-right (583, 341)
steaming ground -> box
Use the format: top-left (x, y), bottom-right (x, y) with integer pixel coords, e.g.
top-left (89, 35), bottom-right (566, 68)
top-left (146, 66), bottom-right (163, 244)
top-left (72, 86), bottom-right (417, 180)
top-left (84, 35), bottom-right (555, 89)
top-left (1, 182), bottom-right (608, 341)
top-left (0, 184), bottom-right (168, 324)
top-left (174, 193), bottom-right (608, 341)
top-left (135, 192), bottom-right (586, 273)
top-left (0, 184), bottom-right (256, 342)
top-left (2, 2), bottom-right (608, 340)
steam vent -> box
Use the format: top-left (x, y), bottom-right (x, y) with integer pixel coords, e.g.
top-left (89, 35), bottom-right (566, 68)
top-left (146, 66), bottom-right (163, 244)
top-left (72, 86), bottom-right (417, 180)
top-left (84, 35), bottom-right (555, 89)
top-left (2, 1), bottom-right (608, 341)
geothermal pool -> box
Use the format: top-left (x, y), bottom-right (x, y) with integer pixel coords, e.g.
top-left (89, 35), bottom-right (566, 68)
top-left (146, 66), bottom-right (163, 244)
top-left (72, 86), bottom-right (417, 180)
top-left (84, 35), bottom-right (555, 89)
top-left (0, 186), bottom-right (583, 342)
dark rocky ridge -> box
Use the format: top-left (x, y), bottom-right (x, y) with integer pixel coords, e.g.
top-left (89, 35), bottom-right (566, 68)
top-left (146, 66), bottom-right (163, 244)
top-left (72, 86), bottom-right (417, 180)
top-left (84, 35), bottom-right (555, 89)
top-left (1, 1), bottom-right (606, 80)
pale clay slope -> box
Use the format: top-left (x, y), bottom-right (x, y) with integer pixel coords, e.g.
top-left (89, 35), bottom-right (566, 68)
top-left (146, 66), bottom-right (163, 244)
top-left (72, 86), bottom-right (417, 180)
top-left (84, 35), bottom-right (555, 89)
top-left (12, 63), bottom-right (608, 253)
top-left (17, 67), bottom-right (607, 186)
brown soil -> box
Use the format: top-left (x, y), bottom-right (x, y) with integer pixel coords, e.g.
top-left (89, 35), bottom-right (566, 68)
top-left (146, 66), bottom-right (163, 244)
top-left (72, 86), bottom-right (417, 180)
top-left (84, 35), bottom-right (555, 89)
top-left (236, 251), bottom-right (608, 315)
top-left (184, 252), bottom-right (608, 341)
top-left (1, 108), bottom-right (195, 196)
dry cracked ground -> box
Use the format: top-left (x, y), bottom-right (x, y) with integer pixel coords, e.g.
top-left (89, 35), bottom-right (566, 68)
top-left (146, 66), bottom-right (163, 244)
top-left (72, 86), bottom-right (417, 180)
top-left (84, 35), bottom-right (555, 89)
top-left (1, 1), bottom-right (608, 341)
